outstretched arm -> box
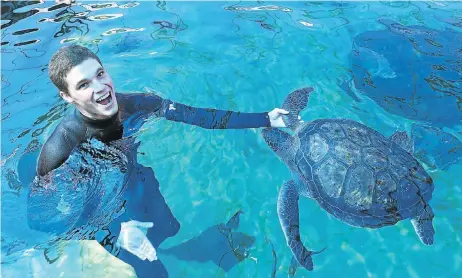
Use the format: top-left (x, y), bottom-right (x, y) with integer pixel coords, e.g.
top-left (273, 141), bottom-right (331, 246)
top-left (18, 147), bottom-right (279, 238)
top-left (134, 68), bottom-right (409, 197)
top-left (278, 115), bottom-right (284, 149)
top-left (119, 92), bottom-right (289, 129)
top-left (164, 102), bottom-right (272, 129)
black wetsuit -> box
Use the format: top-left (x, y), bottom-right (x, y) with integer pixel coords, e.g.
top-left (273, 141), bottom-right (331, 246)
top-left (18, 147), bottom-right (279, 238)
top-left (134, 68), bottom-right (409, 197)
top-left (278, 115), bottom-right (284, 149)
top-left (36, 93), bottom-right (271, 176)
top-left (31, 92), bottom-right (271, 277)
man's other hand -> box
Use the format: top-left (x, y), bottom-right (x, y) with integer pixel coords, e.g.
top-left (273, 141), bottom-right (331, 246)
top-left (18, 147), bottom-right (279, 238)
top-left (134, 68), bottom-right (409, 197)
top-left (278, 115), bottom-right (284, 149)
top-left (117, 220), bottom-right (157, 261)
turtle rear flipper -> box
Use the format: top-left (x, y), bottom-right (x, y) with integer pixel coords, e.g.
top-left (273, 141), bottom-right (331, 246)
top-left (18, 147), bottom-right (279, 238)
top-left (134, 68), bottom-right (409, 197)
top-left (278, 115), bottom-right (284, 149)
top-left (278, 180), bottom-right (323, 272)
top-left (411, 205), bottom-right (435, 245)
top-left (281, 87), bottom-right (313, 131)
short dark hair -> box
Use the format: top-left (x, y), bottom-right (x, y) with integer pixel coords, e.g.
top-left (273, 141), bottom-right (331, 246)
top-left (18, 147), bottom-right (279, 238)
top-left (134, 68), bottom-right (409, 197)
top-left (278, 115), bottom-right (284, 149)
top-left (48, 45), bottom-right (103, 95)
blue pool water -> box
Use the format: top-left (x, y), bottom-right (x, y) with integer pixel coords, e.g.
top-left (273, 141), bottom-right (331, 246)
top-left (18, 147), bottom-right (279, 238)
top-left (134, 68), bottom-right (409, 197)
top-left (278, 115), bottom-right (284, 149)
top-left (1, 1), bottom-right (462, 277)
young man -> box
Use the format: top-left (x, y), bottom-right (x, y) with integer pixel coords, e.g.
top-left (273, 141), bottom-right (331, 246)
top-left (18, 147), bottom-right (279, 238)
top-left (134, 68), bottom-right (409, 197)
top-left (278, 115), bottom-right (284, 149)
top-left (30, 45), bottom-right (292, 277)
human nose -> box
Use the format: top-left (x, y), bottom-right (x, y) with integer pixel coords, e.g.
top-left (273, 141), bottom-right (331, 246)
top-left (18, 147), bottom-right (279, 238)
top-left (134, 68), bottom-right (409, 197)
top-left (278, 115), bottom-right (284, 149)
top-left (92, 79), bottom-right (105, 93)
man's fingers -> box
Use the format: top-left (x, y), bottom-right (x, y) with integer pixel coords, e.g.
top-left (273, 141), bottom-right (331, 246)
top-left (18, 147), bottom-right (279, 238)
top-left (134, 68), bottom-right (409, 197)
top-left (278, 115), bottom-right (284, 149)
top-left (142, 241), bottom-right (156, 261)
top-left (147, 247), bottom-right (158, 261)
top-left (137, 243), bottom-right (149, 260)
top-left (140, 248), bottom-right (149, 260)
top-left (118, 221), bottom-right (157, 261)
top-left (138, 239), bottom-right (157, 261)
top-left (277, 108), bottom-right (289, 114)
top-left (151, 250), bottom-right (158, 261)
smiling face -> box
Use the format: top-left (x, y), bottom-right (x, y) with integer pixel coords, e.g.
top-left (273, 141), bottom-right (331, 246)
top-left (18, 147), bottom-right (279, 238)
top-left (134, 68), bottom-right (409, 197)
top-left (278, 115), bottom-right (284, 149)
top-left (60, 58), bottom-right (118, 120)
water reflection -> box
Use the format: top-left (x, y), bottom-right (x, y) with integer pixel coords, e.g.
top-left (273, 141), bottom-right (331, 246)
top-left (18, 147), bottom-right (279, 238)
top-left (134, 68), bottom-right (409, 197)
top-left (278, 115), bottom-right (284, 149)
top-left (1, 1), bottom-right (41, 30)
top-left (150, 17), bottom-right (187, 38)
top-left (38, 12), bottom-right (89, 23)
top-left (88, 13), bottom-right (123, 21)
top-left (103, 27), bottom-right (145, 36)
top-left (434, 15), bottom-right (462, 28)
top-left (81, 2), bottom-right (118, 11)
top-left (1, 1), bottom-right (142, 48)
top-left (224, 4), bottom-right (292, 12)
top-left (14, 39), bottom-right (40, 46)
top-left (60, 37), bottom-right (102, 45)
top-left (12, 28), bottom-right (39, 35)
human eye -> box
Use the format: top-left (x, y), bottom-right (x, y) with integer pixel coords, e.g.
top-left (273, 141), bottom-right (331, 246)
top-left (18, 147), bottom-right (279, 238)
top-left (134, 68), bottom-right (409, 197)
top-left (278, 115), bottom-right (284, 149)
top-left (78, 82), bottom-right (89, 90)
top-left (97, 70), bottom-right (105, 77)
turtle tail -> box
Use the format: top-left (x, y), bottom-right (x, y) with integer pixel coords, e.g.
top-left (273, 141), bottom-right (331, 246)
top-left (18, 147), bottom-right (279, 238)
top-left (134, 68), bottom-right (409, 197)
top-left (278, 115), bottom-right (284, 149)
top-left (282, 87), bottom-right (313, 131)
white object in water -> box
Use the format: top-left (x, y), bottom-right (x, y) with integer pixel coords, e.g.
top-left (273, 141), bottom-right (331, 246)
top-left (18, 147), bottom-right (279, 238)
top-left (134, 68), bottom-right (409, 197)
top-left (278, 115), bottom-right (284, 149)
top-left (117, 220), bottom-right (158, 262)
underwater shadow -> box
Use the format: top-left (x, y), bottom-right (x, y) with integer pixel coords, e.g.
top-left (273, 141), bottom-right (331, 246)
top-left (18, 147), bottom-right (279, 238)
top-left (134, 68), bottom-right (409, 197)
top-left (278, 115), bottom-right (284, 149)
top-left (159, 210), bottom-right (255, 272)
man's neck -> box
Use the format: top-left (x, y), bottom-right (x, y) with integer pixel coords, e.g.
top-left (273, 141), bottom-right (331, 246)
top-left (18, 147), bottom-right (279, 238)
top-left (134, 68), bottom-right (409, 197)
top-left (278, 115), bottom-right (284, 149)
top-left (74, 108), bottom-right (120, 129)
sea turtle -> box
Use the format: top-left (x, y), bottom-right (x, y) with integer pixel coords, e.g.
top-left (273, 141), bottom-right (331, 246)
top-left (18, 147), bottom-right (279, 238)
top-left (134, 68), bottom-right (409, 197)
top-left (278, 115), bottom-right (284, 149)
top-left (344, 19), bottom-right (462, 127)
top-left (261, 87), bottom-right (435, 275)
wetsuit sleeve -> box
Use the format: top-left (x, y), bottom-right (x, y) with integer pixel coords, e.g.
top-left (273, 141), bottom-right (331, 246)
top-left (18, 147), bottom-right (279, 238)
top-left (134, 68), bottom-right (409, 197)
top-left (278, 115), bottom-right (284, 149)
top-left (36, 125), bottom-right (75, 177)
top-left (30, 123), bottom-right (85, 234)
top-left (29, 124), bottom-right (80, 234)
top-left (120, 92), bottom-right (272, 129)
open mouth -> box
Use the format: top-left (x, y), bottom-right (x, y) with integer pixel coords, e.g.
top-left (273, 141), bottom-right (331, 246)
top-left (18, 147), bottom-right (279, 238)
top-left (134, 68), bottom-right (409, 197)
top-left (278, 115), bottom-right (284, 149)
top-left (96, 91), bottom-right (112, 105)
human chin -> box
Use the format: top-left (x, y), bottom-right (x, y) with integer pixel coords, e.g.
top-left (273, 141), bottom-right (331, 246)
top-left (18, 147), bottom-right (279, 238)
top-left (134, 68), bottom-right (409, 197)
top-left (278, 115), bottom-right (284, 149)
top-left (95, 99), bottom-right (118, 117)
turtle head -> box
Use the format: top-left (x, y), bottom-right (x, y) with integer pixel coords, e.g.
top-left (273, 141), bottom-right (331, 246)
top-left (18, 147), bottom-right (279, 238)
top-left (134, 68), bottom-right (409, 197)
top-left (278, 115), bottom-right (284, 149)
top-left (282, 87), bottom-right (313, 131)
top-left (262, 128), bottom-right (296, 163)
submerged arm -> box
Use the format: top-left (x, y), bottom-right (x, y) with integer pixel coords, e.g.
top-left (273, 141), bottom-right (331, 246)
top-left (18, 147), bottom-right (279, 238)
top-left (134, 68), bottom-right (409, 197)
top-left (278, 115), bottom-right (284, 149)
top-left (30, 125), bottom-right (130, 244)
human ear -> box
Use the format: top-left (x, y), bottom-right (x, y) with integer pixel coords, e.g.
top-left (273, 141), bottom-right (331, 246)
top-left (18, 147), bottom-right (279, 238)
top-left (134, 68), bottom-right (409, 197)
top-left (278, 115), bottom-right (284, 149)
top-left (59, 91), bottom-right (74, 104)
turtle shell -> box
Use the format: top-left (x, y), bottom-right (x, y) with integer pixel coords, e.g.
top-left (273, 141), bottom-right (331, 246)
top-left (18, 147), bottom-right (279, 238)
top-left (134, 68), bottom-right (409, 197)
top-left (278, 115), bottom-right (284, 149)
top-left (294, 118), bottom-right (434, 225)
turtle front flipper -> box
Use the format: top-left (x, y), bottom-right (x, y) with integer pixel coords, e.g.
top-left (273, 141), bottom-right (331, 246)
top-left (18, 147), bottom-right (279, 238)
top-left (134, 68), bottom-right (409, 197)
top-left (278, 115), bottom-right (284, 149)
top-left (278, 180), bottom-right (319, 272)
top-left (411, 205), bottom-right (435, 245)
top-left (281, 87), bottom-right (313, 131)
